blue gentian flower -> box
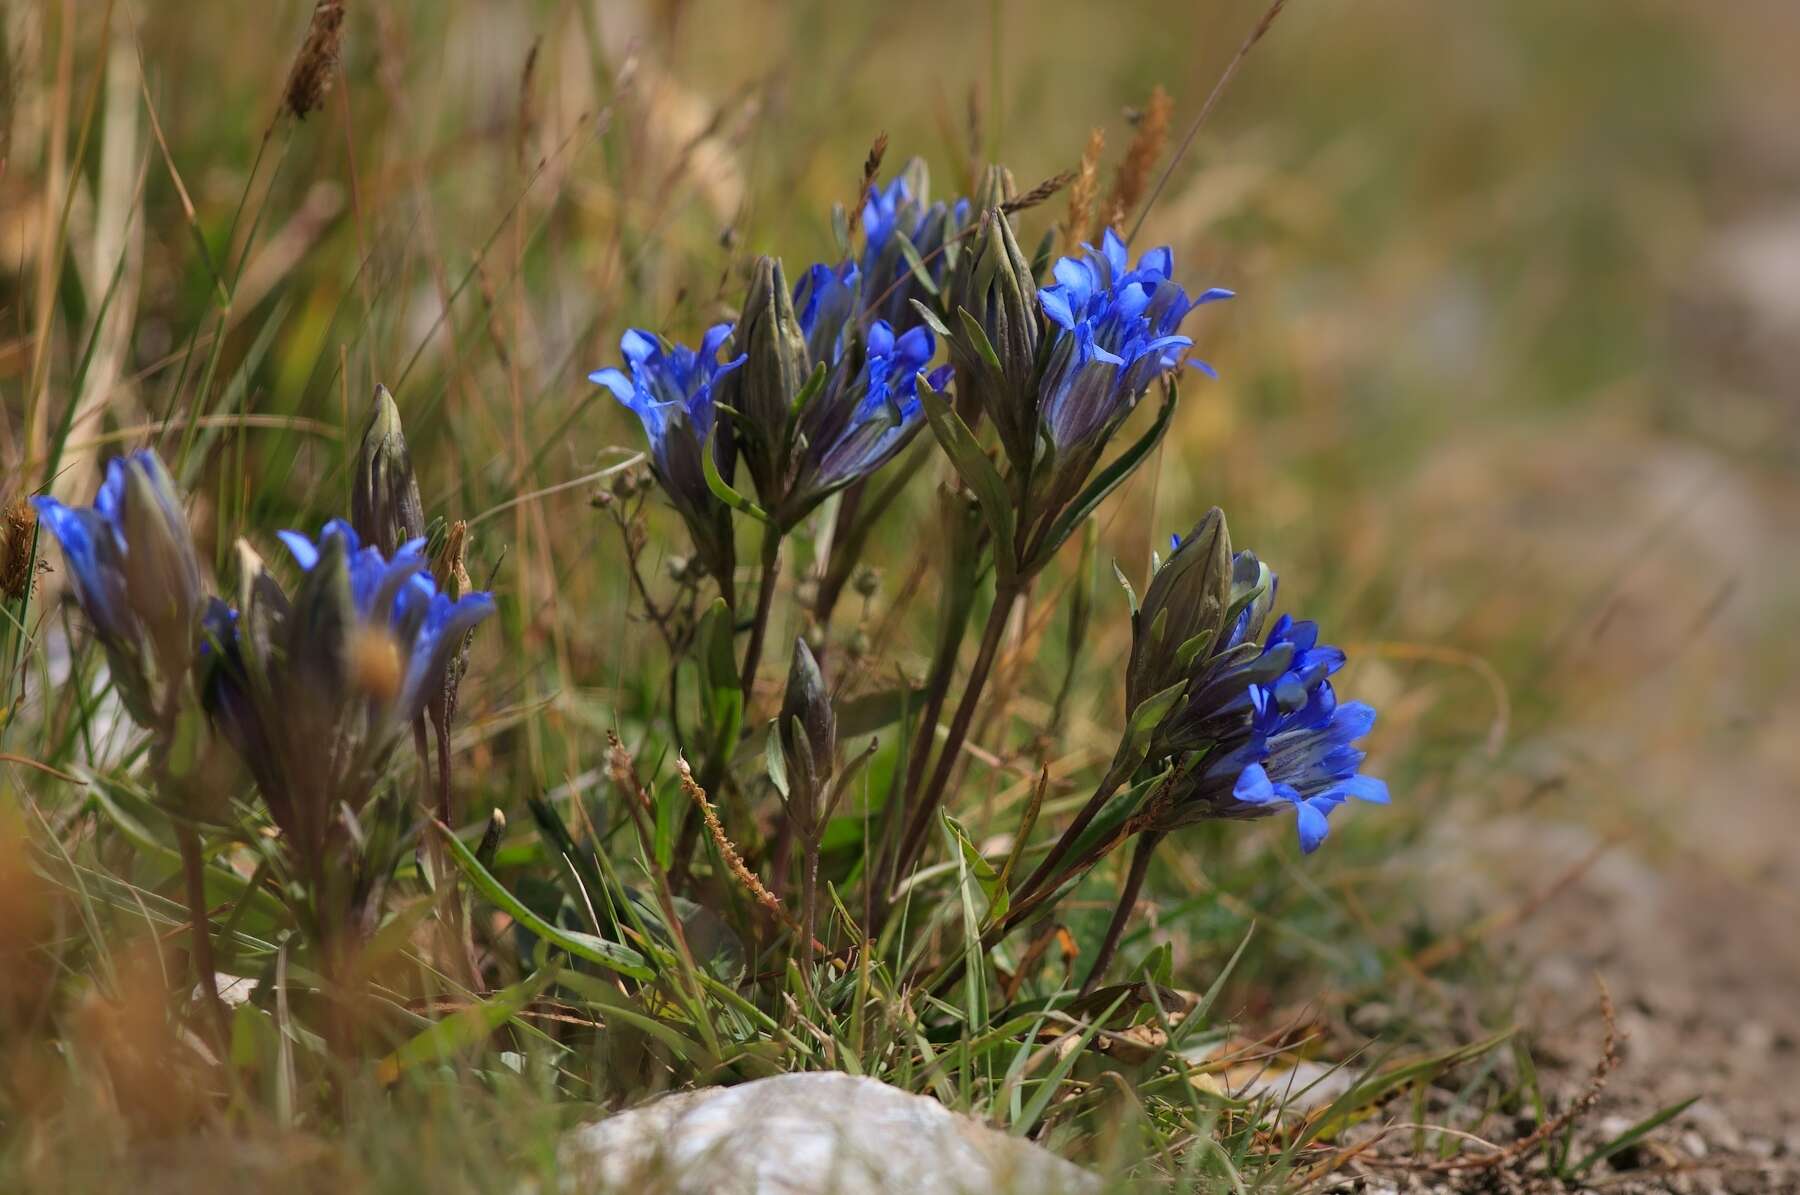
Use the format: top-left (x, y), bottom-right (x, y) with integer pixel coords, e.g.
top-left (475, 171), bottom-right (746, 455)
top-left (859, 167), bottom-right (970, 330)
top-left (1211, 613), bottom-right (1387, 853)
top-left (201, 521), bottom-right (495, 836)
top-left (765, 261), bottom-right (948, 521)
top-left (1036, 229), bottom-right (1232, 485)
top-left (1140, 528), bottom-right (1386, 854)
top-left (792, 320), bottom-right (946, 506)
top-left (794, 261), bottom-right (862, 371)
top-left (32, 450), bottom-right (203, 726)
top-left (590, 326), bottom-right (745, 596)
top-left (275, 520), bottom-right (494, 724)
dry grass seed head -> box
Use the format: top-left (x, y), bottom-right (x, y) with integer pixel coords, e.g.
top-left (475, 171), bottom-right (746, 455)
top-left (284, 1), bottom-right (347, 121)
top-left (1063, 127), bottom-right (1105, 250)
top-left (1105, 84), bottom-right (1173, 233)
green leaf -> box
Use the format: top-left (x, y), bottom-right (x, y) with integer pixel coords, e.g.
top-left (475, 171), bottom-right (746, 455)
top-left (1568, 1095), bottom-right (1699, 1177)
top-left (907, 298), bottom-right (952, 338)
top-left (945, 815), bottom-right (991, 1036)
top-left (702, 429), bottom-right (769, 522)
top-left (894, 231), bottom-right (940, 297)
top-left (556, 971), bottom-right (719, 1069)
top-left (1054, 768), bottom-right (1169, 872)
top-left (916, 374), bottom-right (1016, 579)
top-left (1175, 628), bottom-right (1216, 672)
top-left (942, 813), bottom-right (1006, 922)
top-left (1122, 680), bottom-right (1187, 765)
top-left (787, 361), bottom-right (830, 421)
top-left (763, 718), bottom-right (790, 798)
top-left (1034, 383), bottom-right (1179, 569)
top-left (439, 821), bottom-right (652, 979)
top-left (1012, 991), bottom-right (1130, 1136)
top-left (1112, 560), bottom-right (1139, 614)
top-left (955, 306), bottom-right (1005, 373)
top-left (376, 966), bottom-right (558, 1084)
top-left (830, 203), bottom-right (850, 258)
top-left (1169, 926), bottom-right (1254, 1054)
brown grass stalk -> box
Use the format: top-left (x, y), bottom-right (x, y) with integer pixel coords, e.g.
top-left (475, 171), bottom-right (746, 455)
top-left (1104, 85), bottom-right (1172, 235)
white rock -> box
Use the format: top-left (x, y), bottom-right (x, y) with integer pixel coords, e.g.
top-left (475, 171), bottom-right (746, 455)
top-left (554, 1071), bottom-right (1099, 1195)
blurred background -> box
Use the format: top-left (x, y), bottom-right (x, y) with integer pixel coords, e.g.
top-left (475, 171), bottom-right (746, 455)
top-left (3, 0), bottom-right (1797, 1164)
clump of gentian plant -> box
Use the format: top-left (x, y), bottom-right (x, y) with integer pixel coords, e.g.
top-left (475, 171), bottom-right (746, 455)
top-left (24, 143), bottom-right (1384, 1157)
top-left (585, 157), bottom-right (1385, 1024)
top-left (32, 388), bottom-right (495, 1054)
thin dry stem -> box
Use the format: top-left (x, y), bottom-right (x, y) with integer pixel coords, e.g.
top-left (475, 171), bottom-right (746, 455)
top-left (1349, 978), bottom-right (1621, 1177)
top-left (1129, 0), bottom-right (1290, 242)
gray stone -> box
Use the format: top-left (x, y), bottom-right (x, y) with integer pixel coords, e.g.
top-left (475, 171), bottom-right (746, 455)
top-left (554, 1071), bottom-right (1099, 1195)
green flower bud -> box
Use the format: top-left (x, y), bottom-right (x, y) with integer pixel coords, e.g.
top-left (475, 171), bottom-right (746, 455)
top-left (778, 636), bottom-right (836, 822)
top-left (1127, 508), bottom-right (1232, 715)
top-left (722, 256), bottom-right (810, 507)
top-left (351, 384), bottom-right (426, 557)
top-left (948, 207), bottom-right (1040, 472)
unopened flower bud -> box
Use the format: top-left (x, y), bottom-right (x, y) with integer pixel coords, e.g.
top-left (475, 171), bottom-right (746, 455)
top-left (720, 256), bottom-right (810, 507)
top-left (351, 385), bottom-right (426, 558)
top-left (779, 637), bottom-right (836, 819)
top-left (852, 565), bottom-right (881, 598)
top-left (1127, 507), bottom-right (1231, 715)
top-left (949, 207), bottom-right (1040, 471)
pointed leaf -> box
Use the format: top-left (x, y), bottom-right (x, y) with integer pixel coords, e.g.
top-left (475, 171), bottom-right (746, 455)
top-left (917, 375), bottom-right (1015, 579)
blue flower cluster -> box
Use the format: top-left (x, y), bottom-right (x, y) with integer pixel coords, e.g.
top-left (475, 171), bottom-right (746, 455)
top-left (274, 520), bottom-right (495, 724)
top-left (1146, 531), bottom-right (1387, 854)
top-left (858, 171), bottom-right (969, 330)
top-left (589, 326), bottom-right (745, 587)
top-left (803, 321), bottom-right (947, 494)
top-left (1211, 614), bottom-right (1387, 852)
top-left (202, 520), bottom-right (494, 833)
top-left (787, 258), bottom-right (947, 506)
top-left (1036, 230), bottom-right (1232, 470)
top-left (589, 325), bottom-right (744, 484)
top-left (597, 171), bottom-right (969, 534)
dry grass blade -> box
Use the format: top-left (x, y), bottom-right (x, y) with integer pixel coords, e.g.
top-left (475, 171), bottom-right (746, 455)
top-left (1344, 978), bottom-right (1621, 1178)
top-left (515, 37), bottom-right (540, 172)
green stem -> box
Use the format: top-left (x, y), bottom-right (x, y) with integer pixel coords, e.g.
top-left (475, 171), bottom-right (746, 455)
top-left (1078, 830), bottom-right (1161, 997)
top-left (177, 824), bottom-right (231, 1047)
top-left (890, 582), bottom-right (1017, 884)
top-left (739, 524), bottom-right (782, 694)
top-left (1012, 753), bottom-right (1130, 908)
